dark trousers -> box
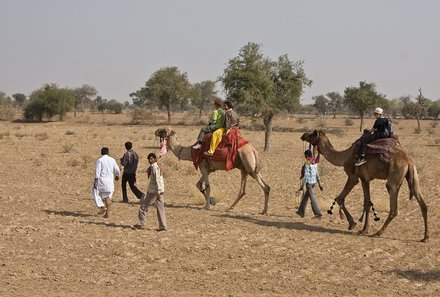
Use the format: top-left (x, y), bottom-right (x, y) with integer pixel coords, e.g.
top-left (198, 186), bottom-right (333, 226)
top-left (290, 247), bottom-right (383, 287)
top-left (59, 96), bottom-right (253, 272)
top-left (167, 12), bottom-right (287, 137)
top-left (359, 133), bottom-right (381, 158)
top-left (121, 173), bottom-right (144, 202)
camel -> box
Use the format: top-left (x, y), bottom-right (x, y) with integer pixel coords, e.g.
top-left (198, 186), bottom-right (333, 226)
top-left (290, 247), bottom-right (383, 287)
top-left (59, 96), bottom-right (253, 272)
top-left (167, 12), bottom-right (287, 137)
top-left (300, 130), bottom-right (429, 242)
top-left (154, 128), bottom-right (271, 214)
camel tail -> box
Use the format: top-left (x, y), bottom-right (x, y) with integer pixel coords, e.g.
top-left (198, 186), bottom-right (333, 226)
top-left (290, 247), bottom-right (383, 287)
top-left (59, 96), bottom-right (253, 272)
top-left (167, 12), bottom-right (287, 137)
top-left (406, 162), bottom-right (418, 200)
top-left (254, 149), bottom-right (262, 174)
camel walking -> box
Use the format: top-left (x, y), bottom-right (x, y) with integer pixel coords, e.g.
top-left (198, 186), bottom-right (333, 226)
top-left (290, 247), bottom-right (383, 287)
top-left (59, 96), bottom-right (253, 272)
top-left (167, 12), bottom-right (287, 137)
top-left (155, 128), bottom-right (270, 215)
top-left (301, 130), bottom-right (428, 242)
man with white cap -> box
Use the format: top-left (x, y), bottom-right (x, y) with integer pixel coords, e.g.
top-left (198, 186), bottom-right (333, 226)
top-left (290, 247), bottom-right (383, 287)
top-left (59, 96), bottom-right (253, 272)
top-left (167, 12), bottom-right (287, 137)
top-left (355, 107), bottom-right (391, 166)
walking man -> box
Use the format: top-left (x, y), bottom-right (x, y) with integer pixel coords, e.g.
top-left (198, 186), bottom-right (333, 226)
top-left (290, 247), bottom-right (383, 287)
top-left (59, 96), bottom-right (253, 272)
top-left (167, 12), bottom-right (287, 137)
top-left (134, 153), bottom-right (167, 231)
top-left (120, 141), bottom-right (145, 203)
top-left (94, 147), bottom-right (120, 218)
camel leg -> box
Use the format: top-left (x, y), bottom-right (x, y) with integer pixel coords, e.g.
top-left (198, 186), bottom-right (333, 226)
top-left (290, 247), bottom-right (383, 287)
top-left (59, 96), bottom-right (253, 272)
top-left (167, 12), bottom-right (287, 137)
top-left (196, 171), bottom-right (211, 211)
top-left (359, 180), bottom-right (371, 235)
top-left (373, 182), bottom-right (399, 238)
top-left (227, 170), bottom-right (248, 212)
top-left (413, 192), bottom-right (429, 242)
top-left (335, 177), bottom-right (359, 230)
top-left (254, 173), bottom-right (270, 215)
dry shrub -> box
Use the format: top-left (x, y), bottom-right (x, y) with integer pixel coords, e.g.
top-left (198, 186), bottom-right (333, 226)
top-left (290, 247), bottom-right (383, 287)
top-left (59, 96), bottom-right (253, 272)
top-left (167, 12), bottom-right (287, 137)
top-left (33, 159), bottom-right (43, 167)
top-left (35, 132), bottom-right (49, 141)
top-left (0, 106), bottom-right (15, 121)
top-left (0, 132), bottom-right (10, 140)
top-left (129, 108), bottom-right (155, 125)
top-left (62, 144), bottom-right (75, 153)
top-left (344, 118), bottom-right (354, 126)
top-left (81, 155), bottom-right (94, 168)
top-left (15, 132), bottom-right (27, 138)
top-left (316, 118), bottom-right (327, 130)
top-left (431, 121), bottom-right (438, 128)
top-left (296, 117), bottom-right (307, 124)
top-left (66, 158), bottom-right (80, 167)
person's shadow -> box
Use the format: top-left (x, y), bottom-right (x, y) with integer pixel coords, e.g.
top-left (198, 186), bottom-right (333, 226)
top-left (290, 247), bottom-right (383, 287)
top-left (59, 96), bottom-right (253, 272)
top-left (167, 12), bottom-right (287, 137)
top-left (391, 269), bottom-right (440, 281)
top-left (42, 209), bottom-right (93, 218)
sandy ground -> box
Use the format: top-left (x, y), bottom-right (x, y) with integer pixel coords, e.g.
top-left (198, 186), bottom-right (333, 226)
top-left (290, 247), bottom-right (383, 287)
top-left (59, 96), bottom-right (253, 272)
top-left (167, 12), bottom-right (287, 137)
top-left (0, 112), bottom-right (439, 296)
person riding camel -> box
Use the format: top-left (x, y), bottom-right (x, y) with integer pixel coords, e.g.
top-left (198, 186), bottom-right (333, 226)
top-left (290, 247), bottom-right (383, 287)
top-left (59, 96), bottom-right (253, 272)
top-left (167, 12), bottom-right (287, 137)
top-left (204, 100), bottom-right (239, 157)
top-left (192, 98), bottom-right (225, 150)
top-left (355, 107), bottom-right (391, 166)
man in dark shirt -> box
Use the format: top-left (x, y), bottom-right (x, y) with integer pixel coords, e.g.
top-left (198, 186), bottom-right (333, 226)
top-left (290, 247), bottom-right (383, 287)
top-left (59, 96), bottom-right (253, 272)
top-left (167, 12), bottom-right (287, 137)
top-left (355, 107), bottom-right (390, 166)
top-left (120, 142), bottom-right (145, 203)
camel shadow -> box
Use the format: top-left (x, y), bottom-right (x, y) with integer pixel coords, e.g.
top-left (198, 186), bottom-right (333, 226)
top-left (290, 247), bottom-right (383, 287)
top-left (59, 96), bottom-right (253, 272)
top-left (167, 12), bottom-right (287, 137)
top-left (80, 220), bottom-right (135, 229)
top-left (217, 213), bottom-right (351, 235)
top-left (391, 269), bottom-right (440, 281)
top-left (164, 203), bottom-right (204, 211)
top-left (43, 209), bottom-right (94, 218)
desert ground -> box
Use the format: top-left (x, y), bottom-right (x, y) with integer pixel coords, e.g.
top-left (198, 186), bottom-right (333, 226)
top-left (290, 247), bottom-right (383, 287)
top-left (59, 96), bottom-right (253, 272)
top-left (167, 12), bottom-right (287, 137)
top-left (0, 112), bottom-right (439, 297)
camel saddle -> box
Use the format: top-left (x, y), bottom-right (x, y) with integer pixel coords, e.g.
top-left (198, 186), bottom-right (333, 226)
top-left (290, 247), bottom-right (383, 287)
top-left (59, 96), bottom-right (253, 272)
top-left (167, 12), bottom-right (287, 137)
top-left (354, 135), bottom-right (400, 163)
top-left (191, 128), bottom-right (249, 171)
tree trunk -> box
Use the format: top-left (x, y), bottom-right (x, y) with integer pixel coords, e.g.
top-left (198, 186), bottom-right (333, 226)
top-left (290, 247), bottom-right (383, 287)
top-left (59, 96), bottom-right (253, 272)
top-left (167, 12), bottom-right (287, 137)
top-left (417, 118), bottom-right (421, 131)
top-left (167, 107), bottom-right (171, 124)
top-left (359, 115), bottom-right (364, 132)
top-left (198, 107), bottom-right (202, 119)
top-left (263, 114), bottom-right (273, 152)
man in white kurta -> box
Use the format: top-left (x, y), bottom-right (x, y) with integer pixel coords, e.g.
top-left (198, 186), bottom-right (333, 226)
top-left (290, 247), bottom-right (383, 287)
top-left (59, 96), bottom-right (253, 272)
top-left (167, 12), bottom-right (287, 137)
top-left (94, 147), bottom-right (120, 218)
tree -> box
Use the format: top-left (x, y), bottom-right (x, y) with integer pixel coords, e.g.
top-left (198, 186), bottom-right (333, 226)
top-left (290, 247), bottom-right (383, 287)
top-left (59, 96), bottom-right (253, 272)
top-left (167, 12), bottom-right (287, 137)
top-left (12, 93), bottom-right (27, 107)
top-left (344, 81), bottom-right (387, 132)
top-left (428, 99), bottom-right (440, 120)
top-left (72, 84), bottom-right (97, 116)
top-left (135, 67), bottom-right (191, 123)
top-left (191, 80), bottom-right (217, 118)
top-left (0, 91), bottom-right (12, 106)
top-left (400, 88), bottom-right (430, 131)
top-left (220, 42), bottom-right (312, 151)
top-left (326, 92), bottom-right (344, 118)
top-left (312, 95), bottom-right (328, 117)
top-left (24, 84), bottom-right (75, 121)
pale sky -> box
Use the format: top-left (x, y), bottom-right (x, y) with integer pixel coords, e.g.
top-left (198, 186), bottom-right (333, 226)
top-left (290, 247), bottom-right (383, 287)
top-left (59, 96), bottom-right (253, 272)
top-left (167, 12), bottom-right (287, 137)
top-left (1, 0), bottom-right (439, 104)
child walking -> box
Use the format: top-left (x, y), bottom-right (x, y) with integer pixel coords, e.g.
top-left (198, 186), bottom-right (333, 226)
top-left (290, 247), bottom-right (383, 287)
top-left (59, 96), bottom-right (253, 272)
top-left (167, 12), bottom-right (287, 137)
top-left (296, 149), bottom-right (323, 219)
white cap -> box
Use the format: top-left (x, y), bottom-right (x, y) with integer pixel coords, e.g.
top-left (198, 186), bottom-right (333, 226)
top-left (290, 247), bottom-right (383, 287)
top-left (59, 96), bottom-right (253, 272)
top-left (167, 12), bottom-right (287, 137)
top-left (374, 107), bottom-right (383, 115)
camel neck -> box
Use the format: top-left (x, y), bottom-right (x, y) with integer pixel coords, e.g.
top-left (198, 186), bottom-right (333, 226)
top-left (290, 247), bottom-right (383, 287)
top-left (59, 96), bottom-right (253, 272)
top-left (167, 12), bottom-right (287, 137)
top-left (318, 135), bottom-right (353, 167)
top-left (171, 145), bottom-right (192, 161)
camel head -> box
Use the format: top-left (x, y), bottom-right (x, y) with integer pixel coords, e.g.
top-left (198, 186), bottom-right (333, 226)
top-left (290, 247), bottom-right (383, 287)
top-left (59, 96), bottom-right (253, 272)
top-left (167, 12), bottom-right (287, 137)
top-left (300, 130), bottom-right (324, 146)
top-left (154, 127), bottom-right (174, 155)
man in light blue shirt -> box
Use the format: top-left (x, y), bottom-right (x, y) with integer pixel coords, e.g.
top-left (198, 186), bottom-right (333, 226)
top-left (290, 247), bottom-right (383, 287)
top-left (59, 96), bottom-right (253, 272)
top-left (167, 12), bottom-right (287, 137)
top-left (296, 149), bottom-right (323, 218)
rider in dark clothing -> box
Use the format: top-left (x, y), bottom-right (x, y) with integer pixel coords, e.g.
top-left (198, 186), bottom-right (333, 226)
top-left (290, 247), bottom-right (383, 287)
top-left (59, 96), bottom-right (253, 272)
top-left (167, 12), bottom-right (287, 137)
top-left (355, 107), bottom-right (390, 166)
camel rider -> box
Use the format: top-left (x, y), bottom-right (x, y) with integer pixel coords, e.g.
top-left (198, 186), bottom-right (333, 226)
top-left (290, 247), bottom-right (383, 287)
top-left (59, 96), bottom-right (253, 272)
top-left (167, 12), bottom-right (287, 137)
top-left (193, 98), bottom-right (225, 150)
top-left (355, 107), bottom-right (390, 166)
top-left (204, 100), bottom-right (239, 157)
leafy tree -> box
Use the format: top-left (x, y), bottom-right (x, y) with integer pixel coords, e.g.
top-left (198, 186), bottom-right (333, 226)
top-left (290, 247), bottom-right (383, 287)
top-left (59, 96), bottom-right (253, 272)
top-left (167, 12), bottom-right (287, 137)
top-left (220, 42), bottom-right (311, 151)
top-left (400, 88), bottom-right (430, 131)
top-left (135, 67), bottom-right (191, 123)
top-left (344, 81), bottom-right (387, 131)
top-left (12, 93), bottom-right (27, 107)
top-left (428, 99), bottom-right (440, 120)
top-left (24, 84), bottom-right (75, 121)
top-left (0, 91), bottom-right (12, 106)
top-left (72, 84), bottom-right (97, 116)
top-left (192, 80), bottom-right (217, 118)
top-left (326, 92), bottom-right (344, 118)
top-left (312, 95), bottom-right (328, 117)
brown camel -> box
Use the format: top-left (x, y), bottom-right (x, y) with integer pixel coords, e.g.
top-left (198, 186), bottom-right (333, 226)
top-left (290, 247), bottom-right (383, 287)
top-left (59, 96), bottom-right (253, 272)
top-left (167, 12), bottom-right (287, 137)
top-left (301, 130), bottom-right (429, 242)
top-left (155, 128), bottom-right (271, 214)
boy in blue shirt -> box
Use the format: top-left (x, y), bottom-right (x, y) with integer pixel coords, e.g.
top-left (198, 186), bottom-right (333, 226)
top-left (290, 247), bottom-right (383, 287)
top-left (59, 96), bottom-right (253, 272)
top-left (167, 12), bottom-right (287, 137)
top-left (296, 149), bottom-right (323, 219)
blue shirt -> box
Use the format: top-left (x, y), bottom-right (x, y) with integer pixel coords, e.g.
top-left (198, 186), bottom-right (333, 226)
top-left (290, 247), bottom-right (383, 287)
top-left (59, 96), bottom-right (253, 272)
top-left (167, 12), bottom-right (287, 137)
top-left (302, 163), bottom-right (320, 185)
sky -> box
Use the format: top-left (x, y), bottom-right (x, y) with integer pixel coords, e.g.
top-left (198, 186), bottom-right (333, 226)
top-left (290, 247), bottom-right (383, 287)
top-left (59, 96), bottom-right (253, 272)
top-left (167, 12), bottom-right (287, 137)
top-left (1, 0), bottom-right (439, 104)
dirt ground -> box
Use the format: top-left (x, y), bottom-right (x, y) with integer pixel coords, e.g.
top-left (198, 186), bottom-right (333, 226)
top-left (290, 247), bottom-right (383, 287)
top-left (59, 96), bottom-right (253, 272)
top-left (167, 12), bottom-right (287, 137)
top-left (1, 112), bottom-right (439, 297)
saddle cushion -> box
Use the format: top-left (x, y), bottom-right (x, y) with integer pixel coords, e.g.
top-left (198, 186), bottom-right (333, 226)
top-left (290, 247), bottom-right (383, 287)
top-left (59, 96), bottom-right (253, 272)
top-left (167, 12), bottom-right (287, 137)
top-left (354, 136), bottom-right (400, 163)
top-left (191, 128), bottom-right (249, 171)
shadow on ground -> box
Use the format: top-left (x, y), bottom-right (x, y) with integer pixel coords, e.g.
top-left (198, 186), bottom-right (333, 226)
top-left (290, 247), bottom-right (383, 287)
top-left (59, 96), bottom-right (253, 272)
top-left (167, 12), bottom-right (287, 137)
top-left (391, 269), bottom-right (440, 281)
